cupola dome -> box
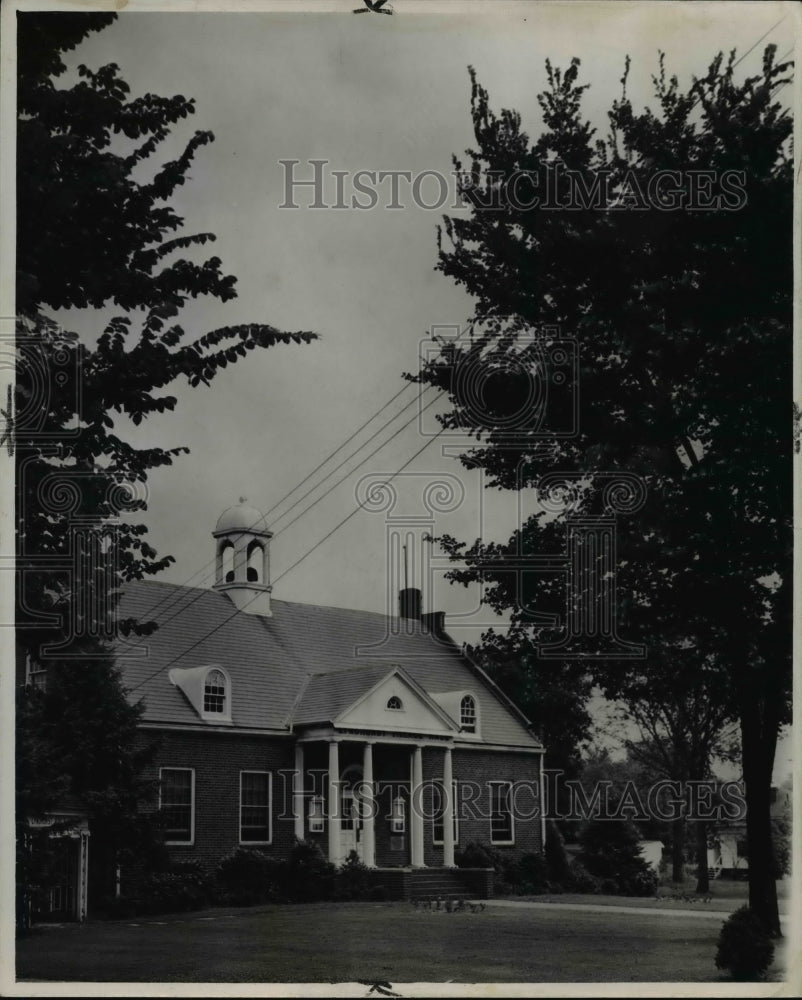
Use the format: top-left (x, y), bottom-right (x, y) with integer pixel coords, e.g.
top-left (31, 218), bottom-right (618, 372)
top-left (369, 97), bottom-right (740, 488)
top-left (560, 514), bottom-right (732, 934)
top-left (212, 498), bottom-right (273, 617)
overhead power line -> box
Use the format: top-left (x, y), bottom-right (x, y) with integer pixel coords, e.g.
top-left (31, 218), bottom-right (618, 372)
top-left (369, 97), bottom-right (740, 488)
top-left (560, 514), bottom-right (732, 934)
top-left (128, 421), bottom-right (445, 693)
top-left (134, 378), bottom-right (424, 622)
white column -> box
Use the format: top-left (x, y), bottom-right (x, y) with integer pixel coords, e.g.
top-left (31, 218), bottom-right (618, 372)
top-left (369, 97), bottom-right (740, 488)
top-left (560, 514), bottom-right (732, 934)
top-left (293, 744), bottom-right (305, 841)
top-left (327, 740), bottom-right (342, 865)
top-left (411, 744), bottom-right (425, 867)
top-left (362, 741), bottom-right (376, 868)
top-left (442, 746), bottom-right (455, 868)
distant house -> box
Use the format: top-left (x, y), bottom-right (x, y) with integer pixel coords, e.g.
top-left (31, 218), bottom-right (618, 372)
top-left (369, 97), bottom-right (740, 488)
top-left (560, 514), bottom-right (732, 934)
top-left (707, 830), bottom-right (748, 878)
top-left (638, 839), bottom-right (664, 874)
top-left (107, 499), bottom-right (546, 902)
top-left (706, 784), bottom-right (788, 880)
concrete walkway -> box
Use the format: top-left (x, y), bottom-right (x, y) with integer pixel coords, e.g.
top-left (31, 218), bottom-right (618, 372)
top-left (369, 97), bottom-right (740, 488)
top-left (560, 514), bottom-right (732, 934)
top-left (483, 898), bottom-right (789, 923)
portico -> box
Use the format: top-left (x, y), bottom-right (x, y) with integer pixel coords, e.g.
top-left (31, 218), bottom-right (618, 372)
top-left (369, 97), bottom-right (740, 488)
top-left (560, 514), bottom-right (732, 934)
top-left (293, 732), bottom-right (456, 869)
top-left (289, 661), bottom-right (463, 868)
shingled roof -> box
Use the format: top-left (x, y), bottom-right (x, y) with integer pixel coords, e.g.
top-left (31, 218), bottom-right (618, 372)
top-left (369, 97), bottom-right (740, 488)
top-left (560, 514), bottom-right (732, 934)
top-left (116, 579), bottom-right (541, 749)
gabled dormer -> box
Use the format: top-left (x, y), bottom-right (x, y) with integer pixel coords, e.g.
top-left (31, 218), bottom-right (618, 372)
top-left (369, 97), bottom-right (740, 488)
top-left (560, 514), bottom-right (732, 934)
top-left (169, 663), bottom-right (233, 724)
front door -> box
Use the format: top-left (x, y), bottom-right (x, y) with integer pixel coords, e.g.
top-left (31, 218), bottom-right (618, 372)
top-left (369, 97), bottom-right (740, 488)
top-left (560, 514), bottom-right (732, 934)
top-left (340, 766), bottom-right (363, 861)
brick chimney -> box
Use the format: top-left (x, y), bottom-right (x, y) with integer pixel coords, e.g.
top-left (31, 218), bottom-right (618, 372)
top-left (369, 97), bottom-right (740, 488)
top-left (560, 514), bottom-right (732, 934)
top-left (398, 587), bottom-right (422, 620)
top-left (421, 610), bottom-right (446, 638)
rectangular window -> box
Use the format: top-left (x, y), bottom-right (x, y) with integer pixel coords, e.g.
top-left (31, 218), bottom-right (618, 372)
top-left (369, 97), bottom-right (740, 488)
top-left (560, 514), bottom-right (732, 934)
top-left (490, 781), bottom-right (514, 845)
top-left (25, 656), bottom-right (47, 691)
top-left (432, 781), bottom-right (459, 845)
top-left (160, 768), bottom-right (194, 845)
top-left (240, 771), bottom-right (271, 844)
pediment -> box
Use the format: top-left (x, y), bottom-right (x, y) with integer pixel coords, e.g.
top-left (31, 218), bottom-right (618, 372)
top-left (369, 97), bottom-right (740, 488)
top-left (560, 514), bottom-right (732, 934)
top-left (335, 668), bottom-right (459, 735)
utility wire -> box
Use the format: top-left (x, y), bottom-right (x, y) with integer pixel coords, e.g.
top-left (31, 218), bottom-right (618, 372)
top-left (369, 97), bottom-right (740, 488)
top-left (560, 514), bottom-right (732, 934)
top-left (272, 390), bottom-right (442, 539)
top-left (129, 388), bottom-right (440, 634)
top-left (128, 422), bottom-right (445, 693)
top-left (132, 379), bottom-right (424, 622)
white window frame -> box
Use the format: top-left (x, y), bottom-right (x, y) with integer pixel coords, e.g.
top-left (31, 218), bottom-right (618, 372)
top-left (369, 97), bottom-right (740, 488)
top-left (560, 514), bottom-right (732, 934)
top-left (432, 780), bottom-right (460, 846)
top-left (386, 695), bottom-right (404, 712)
top-left (390, 794), bottom-right (406, 833)
top-left (308, 795), bottom-right (325, 833)
top-left (239, 770), bottom-right (272, 845)
top-left (489, 780), bottom-right (515, 846)
top-left (460, 694), bottom-right (478, 733)
top-left (159, 767), bottom-right (195, 846)
top-left (200, 665), bottom-right (232, 723)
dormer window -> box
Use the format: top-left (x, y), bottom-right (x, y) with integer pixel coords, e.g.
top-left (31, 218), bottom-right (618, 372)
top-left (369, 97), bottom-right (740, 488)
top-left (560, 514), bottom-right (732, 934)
top-left (169, 664), bottom-right (233, 724)
top-left (386, 695), bottom-right (403, 711)
top-left (460, 695), bottom-right (477, 733)
top-left (204, 668), bottom-right (227, 714)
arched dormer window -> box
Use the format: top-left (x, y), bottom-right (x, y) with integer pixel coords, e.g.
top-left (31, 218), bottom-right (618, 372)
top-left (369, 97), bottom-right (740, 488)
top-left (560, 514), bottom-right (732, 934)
top-left (204, 668), bottom-right (228, 715)
top-left (246, 540), bottom-right (264, 583)
top-left (460, 694), bottom-right (477, 733)
top-left (386, 695), bottom-right (403, 711)
top-left (221, 542), bottom-right (235, 583)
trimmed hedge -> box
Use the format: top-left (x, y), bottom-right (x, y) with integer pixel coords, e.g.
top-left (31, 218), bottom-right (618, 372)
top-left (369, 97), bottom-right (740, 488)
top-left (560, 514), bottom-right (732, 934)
top-left (715, 906), bottom-right (775, 981)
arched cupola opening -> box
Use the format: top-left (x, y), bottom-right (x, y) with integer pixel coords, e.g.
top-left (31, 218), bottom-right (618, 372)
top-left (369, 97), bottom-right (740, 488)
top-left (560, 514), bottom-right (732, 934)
top-left (246, 540), bottom-right (265, 583)
top-left (221, 542), bottom-right (235, 583)
top-left (212, 498), bottom-right (273, 617)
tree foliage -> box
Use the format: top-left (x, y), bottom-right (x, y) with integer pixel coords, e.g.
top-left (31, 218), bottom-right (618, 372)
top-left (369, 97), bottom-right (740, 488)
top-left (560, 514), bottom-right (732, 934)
top-left (15, 12), bottom-right (316, 912)
top-left (414, 47), bottom-right (792, 933)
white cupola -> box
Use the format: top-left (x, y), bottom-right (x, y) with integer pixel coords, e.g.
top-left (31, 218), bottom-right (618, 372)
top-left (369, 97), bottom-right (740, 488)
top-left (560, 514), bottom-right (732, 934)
top-left (212, 497), bottom-right (273, 617)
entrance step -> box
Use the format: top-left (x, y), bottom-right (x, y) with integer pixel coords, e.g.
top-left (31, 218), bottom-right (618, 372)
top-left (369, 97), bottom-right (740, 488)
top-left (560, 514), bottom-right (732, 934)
top-left (409, 868), bottom-right (489, 900)
top-left (365, 867), bottom-right (494, 901)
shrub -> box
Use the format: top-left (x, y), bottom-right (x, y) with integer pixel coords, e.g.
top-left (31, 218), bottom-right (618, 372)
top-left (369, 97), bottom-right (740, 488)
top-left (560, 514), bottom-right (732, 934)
top-left (215, 848), bottom-right (279, 906)
top-left (284, 839), bottom-right (336, 902)
top-left (368, 885), bottom-right (388, 901)
top-left (577, 820), bottom-right (657, 896)
top-left (600, 877), bottom-right (620, 895)
top-left (715, 907), bottom-right (775, 981)
top-left (455, 841), bottom-right (498, 869)
top-left (620, 867), bottom-right (659, 898)
top-left (567, 859), bottom-right (602, 894)
top-left (99, 894), bottom-right (139, 919)
top-left (544, 821), bottom-right (571, 885)
top-left (336, 850), bottom-right (370, 901)
top-left (136, 869), bottom-right (210, 915)
top-left (517, 853), bottom-right (550, 894)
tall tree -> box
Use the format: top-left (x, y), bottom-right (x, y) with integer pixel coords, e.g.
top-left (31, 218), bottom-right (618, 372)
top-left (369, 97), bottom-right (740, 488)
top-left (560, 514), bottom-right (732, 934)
top-left (470, 627), bottom-right (593, 781)
top-left (414, 49), bottom-right (792, 934)
top-left (14, 12), bottom-right (316, 908)
top-left (616, 663), bottom-right (740, 891)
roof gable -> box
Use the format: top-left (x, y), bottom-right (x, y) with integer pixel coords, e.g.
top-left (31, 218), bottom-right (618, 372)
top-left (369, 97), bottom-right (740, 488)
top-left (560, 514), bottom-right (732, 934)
top-left (335, 667), bottom-right (459, 735)
top-left (115, 580), bottom-right (542, 749)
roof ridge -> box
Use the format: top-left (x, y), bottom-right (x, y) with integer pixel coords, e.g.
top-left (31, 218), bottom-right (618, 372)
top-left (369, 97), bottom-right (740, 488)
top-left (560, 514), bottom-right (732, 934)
top-left (307, 661), bottom-right (399, 678)
top-left (126, 579), bottom-right (440, 624)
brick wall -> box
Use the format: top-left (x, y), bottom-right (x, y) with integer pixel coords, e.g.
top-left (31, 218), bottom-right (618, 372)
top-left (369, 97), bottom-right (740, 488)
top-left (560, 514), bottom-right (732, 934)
top-left (135, 731), bottom-right (543, 876)
top-left (135, 728), bottom-right (296, 870)
top-left (421, 746), bottom-right (543, 865)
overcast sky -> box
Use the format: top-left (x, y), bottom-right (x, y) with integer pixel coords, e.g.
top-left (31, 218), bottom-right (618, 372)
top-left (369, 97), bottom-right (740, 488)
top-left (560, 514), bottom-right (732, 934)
top-left (49, 1), bottom-right (795, 777)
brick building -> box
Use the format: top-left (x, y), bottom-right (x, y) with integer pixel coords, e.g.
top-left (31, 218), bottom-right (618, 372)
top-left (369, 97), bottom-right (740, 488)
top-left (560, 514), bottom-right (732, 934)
top-left (116, 499), bottom-right (545, 890)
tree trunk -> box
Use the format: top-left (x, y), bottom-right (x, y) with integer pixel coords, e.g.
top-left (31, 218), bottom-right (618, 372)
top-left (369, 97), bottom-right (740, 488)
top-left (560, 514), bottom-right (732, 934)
top-left (741, 700), bottom-right (781, 936)
top-left (671, 817), bottom-right (685, 883)
top-left (694, 821), bottom-right (709, 894)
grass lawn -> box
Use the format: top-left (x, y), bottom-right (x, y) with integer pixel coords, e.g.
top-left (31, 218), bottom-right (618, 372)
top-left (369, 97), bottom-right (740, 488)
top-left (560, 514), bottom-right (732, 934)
top-left (514, 876), bottom-right (790, 914)
top-left (15, 899), bottom-right (786, 984)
